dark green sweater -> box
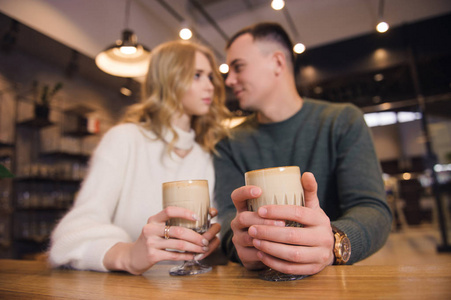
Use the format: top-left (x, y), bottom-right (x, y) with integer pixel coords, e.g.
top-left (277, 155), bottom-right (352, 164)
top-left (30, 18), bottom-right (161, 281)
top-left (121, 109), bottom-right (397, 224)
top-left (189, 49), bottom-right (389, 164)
top-left (214, 99), bottom-right (392, 265)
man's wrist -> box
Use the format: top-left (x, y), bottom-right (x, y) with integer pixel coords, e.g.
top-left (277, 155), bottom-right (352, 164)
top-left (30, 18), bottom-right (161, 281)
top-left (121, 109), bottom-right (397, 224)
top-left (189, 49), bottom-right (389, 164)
top-left (331, 225), bottom-right (351, 265)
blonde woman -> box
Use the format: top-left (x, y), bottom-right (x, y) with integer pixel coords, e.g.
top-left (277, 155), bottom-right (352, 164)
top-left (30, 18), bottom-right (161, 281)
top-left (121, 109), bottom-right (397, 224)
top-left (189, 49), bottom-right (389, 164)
top-left (49, 40), bottom-right (230, 275)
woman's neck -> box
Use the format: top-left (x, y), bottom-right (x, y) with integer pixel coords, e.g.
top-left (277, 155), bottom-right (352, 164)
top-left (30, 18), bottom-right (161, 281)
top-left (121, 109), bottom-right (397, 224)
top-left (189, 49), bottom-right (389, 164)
top-left (171, 113), bottom-right (191, 132)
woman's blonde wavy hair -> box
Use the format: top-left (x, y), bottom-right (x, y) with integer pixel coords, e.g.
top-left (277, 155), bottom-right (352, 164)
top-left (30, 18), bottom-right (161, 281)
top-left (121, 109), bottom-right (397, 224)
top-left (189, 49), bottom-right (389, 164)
top-left (122, 40), bottom-right (230, 154)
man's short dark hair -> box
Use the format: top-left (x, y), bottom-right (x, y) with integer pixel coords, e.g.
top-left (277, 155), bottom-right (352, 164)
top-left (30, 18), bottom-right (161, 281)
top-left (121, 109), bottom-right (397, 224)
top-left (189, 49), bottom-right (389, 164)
top-left (226, 22), bottom-right (295, 70)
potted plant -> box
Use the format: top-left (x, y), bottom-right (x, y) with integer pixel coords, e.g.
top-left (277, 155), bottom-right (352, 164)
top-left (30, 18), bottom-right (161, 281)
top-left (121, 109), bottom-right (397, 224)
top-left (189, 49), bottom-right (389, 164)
top-left (33, 81), bottom-right (63, 120)
top-left (0, 164), bottom-right (13, 178)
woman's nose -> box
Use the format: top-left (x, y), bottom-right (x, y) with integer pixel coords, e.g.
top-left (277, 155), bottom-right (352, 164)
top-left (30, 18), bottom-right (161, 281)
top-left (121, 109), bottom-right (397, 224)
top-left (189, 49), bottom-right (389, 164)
top-left (205, 77), bottom-right (214, 91)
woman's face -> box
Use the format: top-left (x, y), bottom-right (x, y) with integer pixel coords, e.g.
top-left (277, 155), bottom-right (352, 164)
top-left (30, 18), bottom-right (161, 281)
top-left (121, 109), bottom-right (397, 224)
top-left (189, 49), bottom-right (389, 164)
top-left (180, 51), bottom-right (215, 117)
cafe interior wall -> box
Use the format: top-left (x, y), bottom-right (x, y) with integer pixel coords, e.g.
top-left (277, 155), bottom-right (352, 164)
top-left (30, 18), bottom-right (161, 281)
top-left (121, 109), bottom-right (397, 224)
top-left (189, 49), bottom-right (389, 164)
top-left (0, 12), bottom-right (138, 258)
top-left (0, 11), bottom-right (136, 166)
top-left (0, 50), bottom-right (133, 171)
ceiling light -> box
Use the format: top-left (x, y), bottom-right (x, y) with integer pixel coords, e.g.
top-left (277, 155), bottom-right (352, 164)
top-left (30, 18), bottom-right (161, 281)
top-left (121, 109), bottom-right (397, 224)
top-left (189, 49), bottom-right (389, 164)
top-left (376, 22), bottom-right (389, 33)
top-left (374, 73), bottom-right (384, 81)
top-left (219, 64), bottom-right (229, 74)
top-left (376, 0), bottom-right (389, 33)
top-left (280, 4), bottom-right (305, 54)
top-left (271, 0), bottom-right (285, 10)
top-left (293, 43), bottom-right (306, 54)
top-left (95, 0), bottom-right (151, 78)
top-left (179, 27), bottom-right (193, 40)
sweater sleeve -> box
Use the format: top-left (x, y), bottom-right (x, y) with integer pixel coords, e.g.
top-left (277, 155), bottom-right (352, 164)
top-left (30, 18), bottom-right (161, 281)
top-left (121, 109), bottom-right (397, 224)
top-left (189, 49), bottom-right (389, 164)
top-left (48, 125), bottom-right (133, 272)
top-left (330, 105), bottom-right (392, 264)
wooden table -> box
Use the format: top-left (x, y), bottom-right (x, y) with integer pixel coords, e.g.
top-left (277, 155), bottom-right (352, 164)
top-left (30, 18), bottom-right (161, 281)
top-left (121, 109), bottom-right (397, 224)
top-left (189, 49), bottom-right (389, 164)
top-left (0, 259), bottom-right (450, 299)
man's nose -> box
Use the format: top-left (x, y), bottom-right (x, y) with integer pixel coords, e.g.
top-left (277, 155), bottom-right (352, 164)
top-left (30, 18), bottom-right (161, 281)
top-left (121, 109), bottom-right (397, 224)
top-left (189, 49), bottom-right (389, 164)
top-left (225, 71), bottom-right (235, 87)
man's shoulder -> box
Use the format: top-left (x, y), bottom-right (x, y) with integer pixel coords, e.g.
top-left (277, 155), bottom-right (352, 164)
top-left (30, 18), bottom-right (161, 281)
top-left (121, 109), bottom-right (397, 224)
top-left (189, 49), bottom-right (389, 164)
top-left (305, 98), bottom-right (359, 111)
top-left (304, 98), bottom-right (362, 119)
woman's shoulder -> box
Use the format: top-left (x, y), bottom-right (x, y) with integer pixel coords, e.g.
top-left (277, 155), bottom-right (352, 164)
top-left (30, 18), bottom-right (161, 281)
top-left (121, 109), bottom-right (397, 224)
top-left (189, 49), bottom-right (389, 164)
top-left (105, 123), bottom-right (155, 139)
top-left (96, 123), bottom-right (153, 149)
top-left (107, 123), bottom-right (139, 134)
top-left (94, 123), bottom-right (158, 158)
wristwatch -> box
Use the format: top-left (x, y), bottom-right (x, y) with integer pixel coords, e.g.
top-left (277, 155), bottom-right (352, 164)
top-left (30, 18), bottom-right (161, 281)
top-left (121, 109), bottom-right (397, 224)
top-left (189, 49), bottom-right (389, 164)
top-left (331, 225), bottom-right (351, 265)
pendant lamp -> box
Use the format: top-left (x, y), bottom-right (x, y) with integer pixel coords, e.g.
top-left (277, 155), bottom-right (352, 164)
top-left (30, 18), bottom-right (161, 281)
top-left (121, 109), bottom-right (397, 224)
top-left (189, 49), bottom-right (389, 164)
top-left (376, 0), bottom-right (389, 33)
top-left (95, 0), bottom-right (151, 78)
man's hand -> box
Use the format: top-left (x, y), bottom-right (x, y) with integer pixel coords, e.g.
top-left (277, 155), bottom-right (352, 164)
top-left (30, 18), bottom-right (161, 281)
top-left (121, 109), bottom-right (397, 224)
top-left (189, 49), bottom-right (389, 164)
top-left (230, 186), bottom-right (285, 270)
top-left (231, 172), bottom-right (335, 275)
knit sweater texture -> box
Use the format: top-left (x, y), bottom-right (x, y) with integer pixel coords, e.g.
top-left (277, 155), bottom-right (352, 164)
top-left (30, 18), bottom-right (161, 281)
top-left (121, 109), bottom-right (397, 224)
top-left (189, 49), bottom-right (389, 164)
top-left (214, 98), bottom-right (392, 265)
top-left (49, 123), bottom-right (214, 271)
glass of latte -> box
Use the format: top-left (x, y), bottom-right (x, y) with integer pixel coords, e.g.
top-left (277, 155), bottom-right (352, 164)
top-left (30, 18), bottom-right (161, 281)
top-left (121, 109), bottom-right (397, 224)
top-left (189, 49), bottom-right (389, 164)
top-left (162, 179), bottom-right (212, 276)
top-left (245, 166), bottom-right (306, 281)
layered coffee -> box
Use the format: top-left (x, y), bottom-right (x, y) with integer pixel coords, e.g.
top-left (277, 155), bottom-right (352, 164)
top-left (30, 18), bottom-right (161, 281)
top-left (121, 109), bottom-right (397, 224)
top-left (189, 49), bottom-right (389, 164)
top-left (245, 166), bottom-right (304, 213)
top-left (162, 179), bottom-right (210, 233)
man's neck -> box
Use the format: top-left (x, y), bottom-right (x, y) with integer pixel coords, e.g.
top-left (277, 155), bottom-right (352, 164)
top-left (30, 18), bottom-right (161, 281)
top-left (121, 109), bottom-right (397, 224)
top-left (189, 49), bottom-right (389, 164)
top-left (257, 95), bottom-right (303, 124)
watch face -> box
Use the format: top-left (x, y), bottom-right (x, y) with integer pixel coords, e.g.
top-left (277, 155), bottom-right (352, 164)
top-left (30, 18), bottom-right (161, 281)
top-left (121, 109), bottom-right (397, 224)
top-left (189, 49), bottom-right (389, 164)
top-left (340, 237), bottom-right (351, 262)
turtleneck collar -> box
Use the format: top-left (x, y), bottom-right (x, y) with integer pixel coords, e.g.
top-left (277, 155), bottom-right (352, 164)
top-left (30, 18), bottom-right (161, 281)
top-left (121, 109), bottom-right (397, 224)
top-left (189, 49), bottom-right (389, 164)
top-left (161, 126), bottom-right (196, 150)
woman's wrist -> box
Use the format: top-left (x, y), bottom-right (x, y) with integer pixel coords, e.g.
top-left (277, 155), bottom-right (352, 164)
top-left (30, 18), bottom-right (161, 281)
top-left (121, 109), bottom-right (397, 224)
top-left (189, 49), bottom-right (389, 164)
top-left (103, 242), bottom-right (133, 273)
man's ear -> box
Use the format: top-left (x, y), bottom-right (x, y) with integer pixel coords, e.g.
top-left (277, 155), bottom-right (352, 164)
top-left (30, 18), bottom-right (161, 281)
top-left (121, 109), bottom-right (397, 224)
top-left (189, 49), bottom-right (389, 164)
top-left (272, 51), bottom-right (286, 76)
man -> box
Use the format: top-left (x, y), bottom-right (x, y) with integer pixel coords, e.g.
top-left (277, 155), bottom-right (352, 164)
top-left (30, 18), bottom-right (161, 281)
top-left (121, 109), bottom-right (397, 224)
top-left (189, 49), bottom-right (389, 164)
top-left (214, 22), bottom-right (392, 276)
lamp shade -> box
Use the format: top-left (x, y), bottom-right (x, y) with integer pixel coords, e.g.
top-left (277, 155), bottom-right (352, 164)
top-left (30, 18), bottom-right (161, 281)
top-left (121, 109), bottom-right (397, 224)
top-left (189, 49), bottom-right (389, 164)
top-left (95, 29), bottom-right (151, 78)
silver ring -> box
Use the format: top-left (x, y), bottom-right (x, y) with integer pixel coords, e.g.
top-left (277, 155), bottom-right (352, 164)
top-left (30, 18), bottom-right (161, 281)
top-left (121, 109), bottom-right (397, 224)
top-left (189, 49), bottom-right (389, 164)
top-left (164, 225), bottom-right (170, 240)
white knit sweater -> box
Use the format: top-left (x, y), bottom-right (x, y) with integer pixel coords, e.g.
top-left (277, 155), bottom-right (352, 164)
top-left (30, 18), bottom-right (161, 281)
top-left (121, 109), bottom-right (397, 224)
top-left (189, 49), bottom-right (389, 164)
top-left (48, 123), bottom-right (214, 271)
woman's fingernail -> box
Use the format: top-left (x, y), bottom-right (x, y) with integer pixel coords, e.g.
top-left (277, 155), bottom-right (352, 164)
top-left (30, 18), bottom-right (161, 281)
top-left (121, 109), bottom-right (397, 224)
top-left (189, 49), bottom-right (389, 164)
top-left (194, 254), bottom-right (204, 261)
top-left (275, 221), bottom-right (285, 226)
top-left (202, 247), bottom-right (209, 252)
top-left (257, 251), bottom-right (263, 260)
top-left (248, 226), bottom-right (257, 236)
top-left (251, 187), bottom-right (260, 197)
top-left (192, 214), bottom-right (198, 220)
top-left (258, 207), bottom-right (267, 216)
top-left (202, 239), bottom-right (209, 246)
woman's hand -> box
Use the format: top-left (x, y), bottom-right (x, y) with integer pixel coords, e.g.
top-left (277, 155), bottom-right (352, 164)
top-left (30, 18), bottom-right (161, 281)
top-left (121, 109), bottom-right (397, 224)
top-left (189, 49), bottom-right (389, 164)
top-left (103, 206), bottom-right (220, 275)
top-left (197, 208), bottom-right (221, 261)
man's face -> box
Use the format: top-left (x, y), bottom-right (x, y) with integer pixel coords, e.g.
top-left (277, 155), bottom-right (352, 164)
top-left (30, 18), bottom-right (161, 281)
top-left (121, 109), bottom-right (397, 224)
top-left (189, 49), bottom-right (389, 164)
top-left (225, 34), bottom-right (276, 111)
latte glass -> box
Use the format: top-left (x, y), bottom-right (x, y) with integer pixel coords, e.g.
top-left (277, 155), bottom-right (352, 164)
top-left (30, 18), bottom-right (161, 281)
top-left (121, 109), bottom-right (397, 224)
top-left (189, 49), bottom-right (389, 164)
top-left (162, 179), bottom-right (211, 276)
top-left (245, 166), bottom-right (306, 281)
